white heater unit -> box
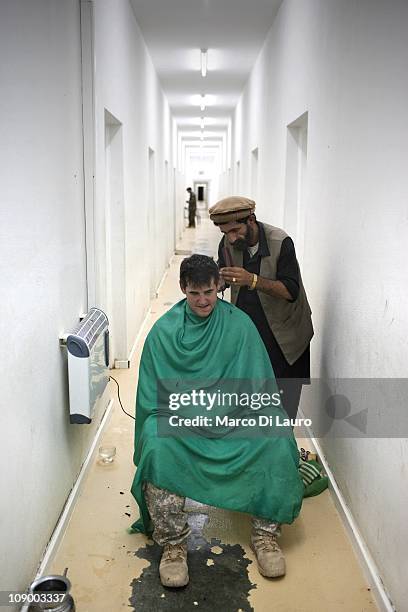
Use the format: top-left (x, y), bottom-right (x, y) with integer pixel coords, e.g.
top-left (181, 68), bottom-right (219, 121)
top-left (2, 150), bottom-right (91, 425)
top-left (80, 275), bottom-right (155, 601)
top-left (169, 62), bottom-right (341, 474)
top-left (66, 308), bottom-right (109, 424)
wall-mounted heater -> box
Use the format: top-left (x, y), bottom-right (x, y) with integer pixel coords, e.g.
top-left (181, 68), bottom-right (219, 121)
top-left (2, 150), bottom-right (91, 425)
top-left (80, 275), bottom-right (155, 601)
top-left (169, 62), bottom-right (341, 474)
top-left (66, 308), bottom-right (109, 424)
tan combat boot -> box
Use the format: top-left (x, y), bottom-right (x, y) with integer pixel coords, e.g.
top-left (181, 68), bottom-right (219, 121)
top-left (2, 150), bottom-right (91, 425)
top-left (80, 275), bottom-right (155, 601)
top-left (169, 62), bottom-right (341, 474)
top-left (159, 542), bottom-right (189, 587)
top-left (250, 532), bottom-right (286, 578)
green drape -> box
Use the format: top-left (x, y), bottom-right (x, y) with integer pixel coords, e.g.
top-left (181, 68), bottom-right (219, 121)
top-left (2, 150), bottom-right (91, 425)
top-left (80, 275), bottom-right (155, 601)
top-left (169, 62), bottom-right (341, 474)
top-left (130, 299), bottom-right (303, 534)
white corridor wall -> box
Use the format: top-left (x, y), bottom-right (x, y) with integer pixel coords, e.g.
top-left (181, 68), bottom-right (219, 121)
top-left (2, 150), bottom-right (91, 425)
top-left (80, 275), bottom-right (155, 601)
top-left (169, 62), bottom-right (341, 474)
top-left (92, 0), bottom-right (177, 356)
top-left (232, 0), bottom-right (408, 609)
top-left (0, 0), bottom-right (178, 594)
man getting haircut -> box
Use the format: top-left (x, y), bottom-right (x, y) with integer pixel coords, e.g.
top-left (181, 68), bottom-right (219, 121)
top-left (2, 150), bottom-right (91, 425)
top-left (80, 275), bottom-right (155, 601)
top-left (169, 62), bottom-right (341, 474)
top-left (130, 254), bottom-right (303, 587)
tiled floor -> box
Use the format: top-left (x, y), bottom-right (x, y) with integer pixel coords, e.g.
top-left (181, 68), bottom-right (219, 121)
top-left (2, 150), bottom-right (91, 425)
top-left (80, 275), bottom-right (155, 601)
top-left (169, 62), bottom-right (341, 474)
top-left (49, 217), bottom-right (377, 611)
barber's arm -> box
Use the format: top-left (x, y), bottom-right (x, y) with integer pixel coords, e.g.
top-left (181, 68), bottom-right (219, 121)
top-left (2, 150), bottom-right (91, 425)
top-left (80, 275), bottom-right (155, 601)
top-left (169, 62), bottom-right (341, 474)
top-left (220, 237), bottom-right (300, 301)
top-left (253, 276), bottom-right (294, 300)
top-left (220, 267), bottom-right (292, 299)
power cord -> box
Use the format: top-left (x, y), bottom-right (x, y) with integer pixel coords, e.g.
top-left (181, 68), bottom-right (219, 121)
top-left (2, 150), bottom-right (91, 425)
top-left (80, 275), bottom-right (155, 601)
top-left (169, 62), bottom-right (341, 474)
top-left (109, 375), bottom-right (135, 420)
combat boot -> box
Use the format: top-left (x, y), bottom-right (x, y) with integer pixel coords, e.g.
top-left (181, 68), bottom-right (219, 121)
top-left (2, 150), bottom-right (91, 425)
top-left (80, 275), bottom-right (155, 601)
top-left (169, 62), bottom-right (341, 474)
top-left (159, 542), bottom-right (189, 587)
top-left (250, 532), bottom-right (286, 578)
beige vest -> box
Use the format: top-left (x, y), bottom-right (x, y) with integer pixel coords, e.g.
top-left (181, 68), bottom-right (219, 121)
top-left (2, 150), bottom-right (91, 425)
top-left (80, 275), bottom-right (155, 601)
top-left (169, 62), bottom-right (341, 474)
top-left (224, 223), bottom-right (313, 365)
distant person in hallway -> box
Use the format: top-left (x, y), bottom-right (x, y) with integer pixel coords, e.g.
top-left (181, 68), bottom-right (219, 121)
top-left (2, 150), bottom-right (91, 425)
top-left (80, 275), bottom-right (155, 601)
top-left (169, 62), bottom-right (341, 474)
top-left (209, 196), bottom-right (313, 421)
top-left (186, 187), bottom-right (197, 227)
top-left (130, 254), bottom-right (303, 588)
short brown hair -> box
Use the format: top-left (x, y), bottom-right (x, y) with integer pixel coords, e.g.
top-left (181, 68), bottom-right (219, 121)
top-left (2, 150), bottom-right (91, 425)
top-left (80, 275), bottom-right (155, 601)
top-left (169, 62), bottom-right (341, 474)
top-left (180, 254), bottom-right (219, 289)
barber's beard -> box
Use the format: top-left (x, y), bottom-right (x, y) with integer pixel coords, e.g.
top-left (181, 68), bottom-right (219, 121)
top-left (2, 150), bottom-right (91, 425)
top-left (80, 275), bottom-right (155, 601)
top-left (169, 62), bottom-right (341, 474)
top-left (233, 226), bottom-right (253, 251)
top-left (233, 238), bottom-right (248, 251)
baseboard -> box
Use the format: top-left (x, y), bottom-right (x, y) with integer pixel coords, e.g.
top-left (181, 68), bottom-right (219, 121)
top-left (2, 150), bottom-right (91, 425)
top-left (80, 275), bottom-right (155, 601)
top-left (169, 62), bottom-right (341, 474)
top-left (127, 263), bottom-right (172, 366)
top-left (297, 415), bottom-right (395, 612)
top-left (114, 359), bottom-right (130, 369)
top-left (175, 248), bottom-right (192, 255)
top-left (154, 265), bottom-right (169, 297)
top-left (128, 308), bottom-right (152, 366)
top-left (24, 398), bottom-right (114, 602)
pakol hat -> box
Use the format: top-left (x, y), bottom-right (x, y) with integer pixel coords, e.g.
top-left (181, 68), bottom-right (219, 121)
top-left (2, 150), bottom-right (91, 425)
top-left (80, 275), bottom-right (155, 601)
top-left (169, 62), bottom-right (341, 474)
top-left (209, 196), bottom-right (256, 225)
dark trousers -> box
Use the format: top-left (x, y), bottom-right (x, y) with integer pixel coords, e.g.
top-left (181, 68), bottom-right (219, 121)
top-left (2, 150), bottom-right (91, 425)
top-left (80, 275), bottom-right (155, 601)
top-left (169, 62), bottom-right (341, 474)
top-left (188, 209), bottom-right (196, 227)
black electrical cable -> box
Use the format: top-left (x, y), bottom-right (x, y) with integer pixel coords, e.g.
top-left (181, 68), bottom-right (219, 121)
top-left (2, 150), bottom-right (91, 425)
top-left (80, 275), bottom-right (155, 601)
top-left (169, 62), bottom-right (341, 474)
top-left (109, 375), bottom-right (135, 420)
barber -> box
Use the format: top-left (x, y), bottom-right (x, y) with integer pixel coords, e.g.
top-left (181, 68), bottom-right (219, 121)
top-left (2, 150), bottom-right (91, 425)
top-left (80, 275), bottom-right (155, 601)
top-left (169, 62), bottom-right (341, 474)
top-left (209, 196), bottom-right (313, 420)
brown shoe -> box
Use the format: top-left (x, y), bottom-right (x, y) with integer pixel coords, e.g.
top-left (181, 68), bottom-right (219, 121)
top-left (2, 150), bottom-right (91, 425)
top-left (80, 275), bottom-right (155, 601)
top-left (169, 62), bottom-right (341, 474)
top-left (159, 542), bottom-right (189, 587)
top-left (250, 532), bottom-right (286, 578)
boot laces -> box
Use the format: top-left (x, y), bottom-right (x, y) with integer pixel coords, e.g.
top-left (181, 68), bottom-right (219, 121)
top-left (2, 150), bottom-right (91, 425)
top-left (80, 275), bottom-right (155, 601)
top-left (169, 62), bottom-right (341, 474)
top-left (254, 533), bottom-right (281, 552)
top-left (163, 543), bottom-right (186, 562)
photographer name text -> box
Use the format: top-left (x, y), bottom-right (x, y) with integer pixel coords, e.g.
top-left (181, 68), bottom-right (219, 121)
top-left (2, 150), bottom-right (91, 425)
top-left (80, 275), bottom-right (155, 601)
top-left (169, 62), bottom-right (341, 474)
top-left (167, 414), bottom-right (312, 428)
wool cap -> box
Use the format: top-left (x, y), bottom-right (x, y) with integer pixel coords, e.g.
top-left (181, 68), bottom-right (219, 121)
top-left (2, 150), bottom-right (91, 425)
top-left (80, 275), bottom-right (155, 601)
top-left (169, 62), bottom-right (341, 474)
top-left (208, 196), bottom-right (256, 225)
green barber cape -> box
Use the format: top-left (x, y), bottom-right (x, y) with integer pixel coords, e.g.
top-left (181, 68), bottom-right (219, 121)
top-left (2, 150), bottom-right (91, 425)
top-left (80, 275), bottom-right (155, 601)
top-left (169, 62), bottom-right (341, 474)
top-left (130, 298), bottom-right (303, 534)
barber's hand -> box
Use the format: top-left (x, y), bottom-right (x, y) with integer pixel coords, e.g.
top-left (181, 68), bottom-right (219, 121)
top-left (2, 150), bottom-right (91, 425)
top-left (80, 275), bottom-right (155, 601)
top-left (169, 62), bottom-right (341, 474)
top-left (220, 267), bottom-right (253, 287)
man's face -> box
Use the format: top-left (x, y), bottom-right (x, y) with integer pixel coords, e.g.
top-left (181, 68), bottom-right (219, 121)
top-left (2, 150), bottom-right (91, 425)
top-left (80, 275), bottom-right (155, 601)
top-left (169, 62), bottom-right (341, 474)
top-left (181, 279), bottom-right (218, 317)
top-left (220, 221), bottom-right (251, 251)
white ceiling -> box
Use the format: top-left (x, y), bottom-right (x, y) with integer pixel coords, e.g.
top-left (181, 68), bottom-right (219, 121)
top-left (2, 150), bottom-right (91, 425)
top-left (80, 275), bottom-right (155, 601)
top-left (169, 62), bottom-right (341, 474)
top-left (130, 0), bottom-right (282, 136)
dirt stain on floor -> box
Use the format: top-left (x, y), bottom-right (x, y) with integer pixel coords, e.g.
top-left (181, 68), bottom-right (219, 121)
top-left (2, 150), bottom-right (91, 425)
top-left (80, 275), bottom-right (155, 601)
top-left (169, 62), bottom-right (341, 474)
top-left (129, 510), bottom-right (255, 611)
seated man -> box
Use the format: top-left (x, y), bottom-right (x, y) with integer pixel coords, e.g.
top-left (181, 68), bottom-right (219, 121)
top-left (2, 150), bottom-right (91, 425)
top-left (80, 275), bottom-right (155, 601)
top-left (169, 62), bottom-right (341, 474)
top-left (130, 254), bottom-right (303, 588)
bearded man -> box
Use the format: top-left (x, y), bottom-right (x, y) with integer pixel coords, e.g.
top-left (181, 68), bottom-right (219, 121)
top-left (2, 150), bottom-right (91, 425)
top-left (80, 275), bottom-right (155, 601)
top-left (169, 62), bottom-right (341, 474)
top-left (209, 196), bottom-right (313, 421)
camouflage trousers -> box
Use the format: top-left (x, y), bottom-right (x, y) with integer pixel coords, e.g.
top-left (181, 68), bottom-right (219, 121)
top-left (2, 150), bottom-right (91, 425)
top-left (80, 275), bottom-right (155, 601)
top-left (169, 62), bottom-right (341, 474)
top-left (144, 482), bottom-right (281, 546)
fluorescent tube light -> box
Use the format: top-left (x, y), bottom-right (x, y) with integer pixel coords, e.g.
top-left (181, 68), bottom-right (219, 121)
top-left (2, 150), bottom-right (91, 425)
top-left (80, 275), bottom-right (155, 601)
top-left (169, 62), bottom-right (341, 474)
top-left (201, 49), bottom-right (207, 77)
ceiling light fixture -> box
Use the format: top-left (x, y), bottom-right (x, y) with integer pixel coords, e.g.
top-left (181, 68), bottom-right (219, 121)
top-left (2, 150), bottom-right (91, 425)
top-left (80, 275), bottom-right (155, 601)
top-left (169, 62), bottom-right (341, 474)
top-left (200, 117), bottom-right (205, 130)
top-left (200, 94), bottom-right (206, 111)
top-left (200, 49), bottom-right (207, 77)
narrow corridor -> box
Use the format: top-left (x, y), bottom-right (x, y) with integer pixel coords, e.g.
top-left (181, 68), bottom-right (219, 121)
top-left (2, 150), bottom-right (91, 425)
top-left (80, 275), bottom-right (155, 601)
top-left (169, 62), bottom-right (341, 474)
top-left (49, 220), bottom-right (376, 611)
top-left (2, 1), bottom-right (407, 610)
